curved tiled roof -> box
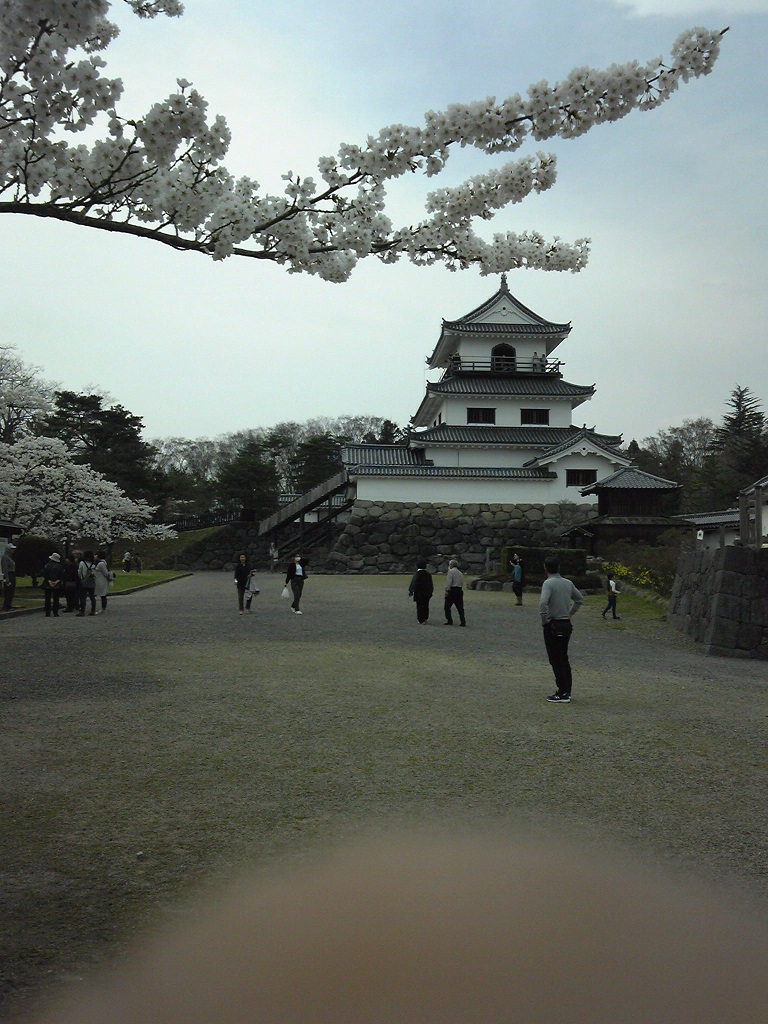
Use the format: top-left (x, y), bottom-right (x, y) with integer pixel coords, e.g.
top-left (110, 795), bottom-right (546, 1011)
top-left (350, 465), bottom-right (556, 480)
top-left (341, 444), bottom-right (420, 466)
top-left (409, 424), bottom-right (623, 448)
top-left (428, 376), bottom-right (594, 398)
top-left (580, 466), bottom-right (680, 492)
top-left (442, 275), bottom-right (570, 333)
top-left (428, 276), bottom-right (571, 368)
top-left (441, 322), bottom-right (566, 334)
top-left (525, 426), bottom-right (625, 464)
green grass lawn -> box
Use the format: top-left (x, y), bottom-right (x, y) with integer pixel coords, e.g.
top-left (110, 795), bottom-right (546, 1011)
top-left (7, 571), bottom-right (190, 610)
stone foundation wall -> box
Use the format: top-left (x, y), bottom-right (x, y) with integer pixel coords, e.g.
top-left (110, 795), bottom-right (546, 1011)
top-left (325, 500), bottom-right (598, 575)
top-left (158, 524), bottom-right (271, 571)
top-left (668, 546), bottom-right (768, 659)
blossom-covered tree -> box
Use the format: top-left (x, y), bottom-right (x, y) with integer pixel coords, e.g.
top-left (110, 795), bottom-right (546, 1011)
top-left (0, 2), bottom-right (726, 280)
top-left (0, 345), bottom-right (57, 443)
top-left (0, 435), bottom-right (175, 542)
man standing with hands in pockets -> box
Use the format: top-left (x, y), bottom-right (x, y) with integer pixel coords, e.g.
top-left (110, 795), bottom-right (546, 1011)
top-left (539, 556), bottom-right (583, 704)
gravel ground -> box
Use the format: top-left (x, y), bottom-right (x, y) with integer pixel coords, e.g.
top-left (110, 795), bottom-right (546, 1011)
top-left (2, 571), bottom-right (768, 1016)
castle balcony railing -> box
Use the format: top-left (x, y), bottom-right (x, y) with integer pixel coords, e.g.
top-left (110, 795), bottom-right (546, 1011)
top-left (440, 357), bottom-right (562, 379)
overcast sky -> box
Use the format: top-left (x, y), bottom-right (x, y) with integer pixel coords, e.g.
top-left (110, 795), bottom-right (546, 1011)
top-left (3, 0), bottom-right (766, 447)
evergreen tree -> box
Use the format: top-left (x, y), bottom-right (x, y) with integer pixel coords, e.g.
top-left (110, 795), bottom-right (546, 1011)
top-left (39, 391), bottom-right (159, 502)
top-left (215, 440), bottom-right (279, 520)
top-left (709, 386), bottom-right (768, 507)
top-left (293, 433), bottom-right (344, 493)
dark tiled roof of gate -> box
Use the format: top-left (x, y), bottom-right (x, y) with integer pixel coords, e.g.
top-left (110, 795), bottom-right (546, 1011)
top-left (580, 466), bottom-right (680, 492)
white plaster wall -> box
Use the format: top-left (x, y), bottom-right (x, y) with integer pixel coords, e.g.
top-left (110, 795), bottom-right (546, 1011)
top-left (354, 475), bottom-right (598, 505)
top-left (438, 395), bottom-right (578, 428)
top-left (518, 401), bottom-right (572, 427)
top-left (422, 446), bottom-right (540, 466)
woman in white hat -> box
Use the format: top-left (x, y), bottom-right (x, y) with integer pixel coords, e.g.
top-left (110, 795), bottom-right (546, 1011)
top-left (43, 552), bottom-right (64, 617)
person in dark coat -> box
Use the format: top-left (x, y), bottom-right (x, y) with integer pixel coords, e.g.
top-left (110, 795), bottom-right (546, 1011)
top-left (1, 543), bottom-right (17, 610)
top-left (234, 553), bottom-right (249, 614)
top-left (77, 550), bottom-right (97, 616)
top-left (285, 554), bottom-right (308, 614)
top-left (43, 552), bottom-right (64, 617)
top-left (62, 554), bottom-right (79, 612)
top-left (408, 559), bottom-right (434, 624)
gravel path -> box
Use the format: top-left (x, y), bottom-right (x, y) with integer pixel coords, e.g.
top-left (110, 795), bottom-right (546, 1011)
top-left (2, 571), bottom-right (767, 1014)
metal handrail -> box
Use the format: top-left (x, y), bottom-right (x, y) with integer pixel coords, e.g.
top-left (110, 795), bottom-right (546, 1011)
top-left (441, 357), bottom-right (562, 378)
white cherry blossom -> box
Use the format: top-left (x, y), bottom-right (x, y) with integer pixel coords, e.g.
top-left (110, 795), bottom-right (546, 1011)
top-left (0, 3), bottom-right (727, 280)
top-left (0, 435), bottom-right (175, 542)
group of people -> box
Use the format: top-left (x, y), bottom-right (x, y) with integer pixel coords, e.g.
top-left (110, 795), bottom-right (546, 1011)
top-left (122, 550), bottom-right (143, 573)
top-left (234, 552), bottom-right (308, 615)
top-left (40, 550), bottom-right (115, 617)
top-left (233, 546), bottom-right (621, 706)
top-left (408, 552), bottom-right (620, 705)
top-left (1, 543), bottom-right (127, 617)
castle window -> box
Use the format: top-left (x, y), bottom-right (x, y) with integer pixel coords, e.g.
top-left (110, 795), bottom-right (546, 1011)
top-left (566, 469), bottom-right (598, 488)
top-left (467, 408), bottom-right (496, 424)
top-left (521, 409), bottom-right (549, 425)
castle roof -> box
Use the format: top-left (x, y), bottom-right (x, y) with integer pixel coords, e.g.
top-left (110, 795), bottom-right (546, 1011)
top-left (341, 442), bottom-right (556, 480)
top-left (409, 424), bottom-right (623, 450)
top-left (580, 466), bottom-right (680, 494)
top-left (348, 465), bottom-right (557, 481)
top-left (428, 274), bottom-right (571, 368)
top-left (410, 374), bottom-right (595, 428)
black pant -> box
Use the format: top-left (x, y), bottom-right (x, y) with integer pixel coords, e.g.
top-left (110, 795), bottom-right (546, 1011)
top-left (543, 619), bottom-right (573, 696)
top-left (444, 587), bottom-right (465, 625)
top-left (602, 594), bottom-right (618, 618)
top-left (2, 575), bottom-right (15, 610)
top-left (290, 578), bottom-right (304, 610)
top-left (415, 596), bottom-right (431, 623)
top-left (79, 588), bottom-right (96, 614)
top-left (44, 589), bottom-right (61, 616)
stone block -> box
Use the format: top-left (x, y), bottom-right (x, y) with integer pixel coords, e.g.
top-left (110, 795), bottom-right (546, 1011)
top-left (736, 622), bottom-right (764, 651)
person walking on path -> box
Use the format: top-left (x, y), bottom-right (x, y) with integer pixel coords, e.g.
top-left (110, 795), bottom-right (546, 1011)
top-left (444, 559), bottom-right (466, 627)
top-left (77, 550), bottom-right (97, 616)
top-left (1, 543), bottom-right (17, 610)
top-left (511, 553), bottom-right (524, 606)
top-left (539, 555), bottom-right (583, 704)
top-left (94, 551), bottom-right (112, 614)
top-left (245, 569), bottom-right (260, 612)
top-left (42, 552), bottom-right (64, 617)
top-left (602, 572), bottom-right (620, 620)
top-left (234, 553), bottom-right (250, 615)
top-left (285, 554), bottom-right (308, 614)
top-left (408, 559), bottom-right (434, 624)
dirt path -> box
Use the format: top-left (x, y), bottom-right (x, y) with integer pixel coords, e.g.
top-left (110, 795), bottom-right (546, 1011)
top-left (2, 572), bottom-right (767, 1016)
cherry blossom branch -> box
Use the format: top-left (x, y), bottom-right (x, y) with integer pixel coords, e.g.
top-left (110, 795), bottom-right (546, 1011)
top-left (0, 3), bottom-right (727, 280)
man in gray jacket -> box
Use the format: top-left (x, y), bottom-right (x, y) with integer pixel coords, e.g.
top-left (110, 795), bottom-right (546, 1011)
top-left (539, 556), bottom-right (583, 703)
top-left (1, 543), bottom-right (17, 611)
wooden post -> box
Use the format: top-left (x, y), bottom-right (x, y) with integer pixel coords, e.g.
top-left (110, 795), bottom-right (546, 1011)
top-left (755, 487), bottom-right (764, 549)
top-left (739, 492), bottom-right (751, 546)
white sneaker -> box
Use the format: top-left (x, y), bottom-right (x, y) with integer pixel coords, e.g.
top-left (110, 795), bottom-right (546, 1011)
top-left (295, 610), bottom-right (303, 615)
